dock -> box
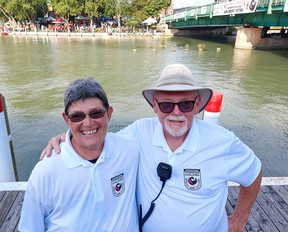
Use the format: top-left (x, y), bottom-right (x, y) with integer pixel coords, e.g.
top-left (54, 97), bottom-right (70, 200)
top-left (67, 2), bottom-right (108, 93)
top-left (1, 178), bottom-right (288, 231)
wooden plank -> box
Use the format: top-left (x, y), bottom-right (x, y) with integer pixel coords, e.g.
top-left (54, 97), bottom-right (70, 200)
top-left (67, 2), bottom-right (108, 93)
top-left (0, 191), bottom-right (18, 227)
top-left (230, 186), bottom-right (263, 232)
top-left (0, 191), bottom-right (24, 232)
top-left (248, 198), bottom-right (277, 232)
top-left (272, 185), bottom-right (288, 205)
top-left (226, 187), bottom-right (236, 216)
top-left (259, 186), bottom-right (288, 230)
top-left (0, 185), bottom-right (287, 232)
top-left (0, 191), bottom-right (5, 201)
top-left (227, 186), bottom-right (239, 207)
top-left (252, 186), bottom-right (287, 231)
top-left (244, 204), bottom-right (263, 231)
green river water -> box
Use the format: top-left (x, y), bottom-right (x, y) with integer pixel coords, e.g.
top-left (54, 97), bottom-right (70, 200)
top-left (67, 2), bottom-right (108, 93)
top-left (0, 34), bottom-right (287, 180)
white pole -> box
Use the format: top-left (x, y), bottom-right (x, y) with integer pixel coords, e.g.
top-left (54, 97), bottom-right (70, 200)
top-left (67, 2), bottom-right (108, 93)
top-left (0, 94), bottom-right (18, 181)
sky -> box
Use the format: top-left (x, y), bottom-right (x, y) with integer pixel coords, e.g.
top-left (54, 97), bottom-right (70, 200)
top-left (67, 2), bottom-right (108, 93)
top-left (172, 0), bottom-right (214, 9)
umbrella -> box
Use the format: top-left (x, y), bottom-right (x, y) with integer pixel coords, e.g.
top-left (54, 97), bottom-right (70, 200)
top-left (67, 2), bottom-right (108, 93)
top-left (45, 16), bottom-right (55, 22)
top-left (141, 17), bottom-right (157, 25)
top-left (75, 15), bottom-right (85, 20)
top-left (103, 16), bottom-right (111, 21)
top-left (52, 18), bottom-right (66, 24)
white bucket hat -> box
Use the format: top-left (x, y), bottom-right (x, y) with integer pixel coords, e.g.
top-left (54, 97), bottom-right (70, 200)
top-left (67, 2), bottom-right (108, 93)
top-left (142, 64), bottom-right (213, 113)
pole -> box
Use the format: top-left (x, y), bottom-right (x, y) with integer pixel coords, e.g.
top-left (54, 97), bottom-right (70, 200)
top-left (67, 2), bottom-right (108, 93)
top-left (0, 94), bottom-right (18, 181)
top-left (267, 0), bottom-right (273, 15)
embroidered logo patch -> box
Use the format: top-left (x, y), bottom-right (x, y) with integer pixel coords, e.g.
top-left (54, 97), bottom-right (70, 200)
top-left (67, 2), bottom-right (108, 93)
top-left (184, 169), bottom-right (202, 190)
top-left (111, 173), bottom-right (125, 197)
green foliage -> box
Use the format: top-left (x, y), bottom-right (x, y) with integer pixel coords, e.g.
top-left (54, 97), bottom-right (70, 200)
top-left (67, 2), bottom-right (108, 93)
top-left (144, 0), bottom-right (170, 18)
top-left (0, 0), bottom-right (47, 24)
top-left (128, 0), bottom-right (170, 25)
top-left (50, 0), bottom-right (83, 19)
top-left (0, 0), bottom-right (171, 26)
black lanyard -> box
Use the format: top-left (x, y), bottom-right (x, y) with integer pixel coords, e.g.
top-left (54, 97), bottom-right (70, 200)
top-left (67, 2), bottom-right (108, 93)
top-left (139, 162), bottom-right (172, 232)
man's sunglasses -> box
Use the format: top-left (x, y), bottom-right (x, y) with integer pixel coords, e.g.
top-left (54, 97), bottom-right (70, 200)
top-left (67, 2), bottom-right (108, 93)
top-left (67, 109), bottom-right (106, 122)
top-left (155, 99), bottom-right (197, 114)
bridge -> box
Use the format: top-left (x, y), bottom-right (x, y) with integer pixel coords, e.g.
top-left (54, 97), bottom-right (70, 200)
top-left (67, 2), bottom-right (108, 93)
top-left (162, 0), bottom-right (288, 49)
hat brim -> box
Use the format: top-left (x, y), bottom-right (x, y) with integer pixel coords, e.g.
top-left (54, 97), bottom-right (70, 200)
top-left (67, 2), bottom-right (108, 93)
top-left (142, 85), bottom-right (213, 113)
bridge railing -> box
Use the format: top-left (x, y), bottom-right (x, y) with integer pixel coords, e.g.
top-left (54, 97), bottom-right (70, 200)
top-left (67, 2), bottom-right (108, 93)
top-left (162, 0), bottom-right (286, 24)
top-left (258, 0), bottom-right (285, 7)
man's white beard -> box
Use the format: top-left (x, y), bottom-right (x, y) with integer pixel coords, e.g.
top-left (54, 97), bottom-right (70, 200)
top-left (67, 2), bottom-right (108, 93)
top-left (164, 115), bottom-right (189, 137)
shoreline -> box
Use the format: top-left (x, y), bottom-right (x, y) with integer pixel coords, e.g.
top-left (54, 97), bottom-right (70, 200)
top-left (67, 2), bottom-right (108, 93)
top-left (3, 31), bottom-right (173, 39)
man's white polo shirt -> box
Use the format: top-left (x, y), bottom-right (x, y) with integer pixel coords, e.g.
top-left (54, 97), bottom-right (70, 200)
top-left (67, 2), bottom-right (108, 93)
top-left (119, 117), bottom-right (261, 232)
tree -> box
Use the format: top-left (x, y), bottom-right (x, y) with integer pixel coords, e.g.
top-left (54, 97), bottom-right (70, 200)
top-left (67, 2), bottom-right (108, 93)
top-left (97, 0), bottom-right (131, 32)
top-left (129, 0), bottom-right (170, 23)
top-left (0, 0), bottom-right (171, 30)
top-left (0, 0), bottom-right (23, 25)
top-left (144, 0), bottom-right (170, 18)
top-left (0, 0), bottom-right (47, 26)
top-left (20, 0), bottom-right (48, 26)
top-left (50, 0), bottom-right (84, 20)
top-left (83, 0), bottom-right (103, 28)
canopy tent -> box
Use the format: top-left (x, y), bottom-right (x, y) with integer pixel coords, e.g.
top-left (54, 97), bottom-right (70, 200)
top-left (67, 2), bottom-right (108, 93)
top-left (141, 17), bottom-right (157, 25)
top-left (52, 18), bottom-right (66, 24)
top-left (74, 15), bottom-right (89, 20)
top-left (36, 16), bottom-right (55, 23)
top-left (141, 17), bottom-right (157, 33)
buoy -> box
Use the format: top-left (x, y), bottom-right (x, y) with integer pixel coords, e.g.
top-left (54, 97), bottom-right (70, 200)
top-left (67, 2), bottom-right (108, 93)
top-left (0, 94), bottom-right (18, 181)
top-left (203, 90), bottom-right (223, 124)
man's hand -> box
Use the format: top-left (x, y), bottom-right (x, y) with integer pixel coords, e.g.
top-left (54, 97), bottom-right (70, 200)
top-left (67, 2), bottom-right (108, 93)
top-left (40, 133), bottom-right (66, 160)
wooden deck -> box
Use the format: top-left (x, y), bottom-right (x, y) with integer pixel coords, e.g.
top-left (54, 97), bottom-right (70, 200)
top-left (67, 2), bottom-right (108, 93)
top-left (226, 185), bottom-right (288, 231)
top-left (1, 181), bottom-right (288, 231)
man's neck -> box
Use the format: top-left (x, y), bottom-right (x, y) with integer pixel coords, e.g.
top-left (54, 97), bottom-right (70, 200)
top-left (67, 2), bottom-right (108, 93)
top-left (165, 133), bottom-right (188, 152)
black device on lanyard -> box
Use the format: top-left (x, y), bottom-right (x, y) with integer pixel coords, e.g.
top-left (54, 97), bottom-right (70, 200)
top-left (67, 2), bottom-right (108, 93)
top-left (139, 162), bottom-right (172, 232)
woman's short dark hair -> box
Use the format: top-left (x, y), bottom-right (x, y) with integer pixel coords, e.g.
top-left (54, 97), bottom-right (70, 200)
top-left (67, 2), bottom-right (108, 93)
top-left (64, 78), bottom-right (109, 114)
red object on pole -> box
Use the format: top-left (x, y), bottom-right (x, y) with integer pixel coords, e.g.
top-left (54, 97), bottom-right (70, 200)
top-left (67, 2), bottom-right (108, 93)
top-left (203, 91), bottom-right (223, 124)
top-left (0, 96), bottom-right (3, 112)
top-left (204, 91), bottom-right (223, 113)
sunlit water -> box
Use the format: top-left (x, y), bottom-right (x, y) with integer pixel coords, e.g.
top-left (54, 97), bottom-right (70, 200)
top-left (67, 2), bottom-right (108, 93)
top-left (0, 34), bottom-right (287, 180)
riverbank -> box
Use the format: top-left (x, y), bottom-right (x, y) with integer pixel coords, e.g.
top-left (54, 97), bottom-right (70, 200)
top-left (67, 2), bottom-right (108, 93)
top-left (3, 30), bottom-right (173, 39)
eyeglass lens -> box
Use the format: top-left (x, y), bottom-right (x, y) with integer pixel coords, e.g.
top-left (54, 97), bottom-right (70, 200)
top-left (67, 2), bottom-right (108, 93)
top-left (158, 101), bottom-right (195, 113)
top-left (68, 109), bottom-right (106, 122)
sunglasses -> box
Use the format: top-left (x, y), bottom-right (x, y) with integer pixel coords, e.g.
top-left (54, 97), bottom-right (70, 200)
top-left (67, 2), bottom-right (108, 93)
top-left (155, 99), bottom-right (197, 113)
top-left (67, 109), bottom-right (106, 122)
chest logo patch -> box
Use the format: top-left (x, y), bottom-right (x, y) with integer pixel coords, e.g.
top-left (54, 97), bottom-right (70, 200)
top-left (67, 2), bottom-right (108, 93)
top-left (184, 169), bottom-right (202, 190)
top-left (111, 173), bottom-right (125, 197)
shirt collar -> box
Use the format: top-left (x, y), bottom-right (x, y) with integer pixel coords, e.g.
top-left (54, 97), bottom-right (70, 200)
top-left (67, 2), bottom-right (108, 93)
top-left (61, 130), bottom-right (114, 169)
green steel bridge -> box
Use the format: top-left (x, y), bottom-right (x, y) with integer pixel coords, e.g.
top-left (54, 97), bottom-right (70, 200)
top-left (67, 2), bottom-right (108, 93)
top-left (162, 0), bottom-right (288, 29)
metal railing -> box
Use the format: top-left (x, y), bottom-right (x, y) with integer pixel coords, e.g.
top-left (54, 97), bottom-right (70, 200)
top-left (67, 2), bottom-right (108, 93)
top-left (162, 0), bottom-right (286, 24)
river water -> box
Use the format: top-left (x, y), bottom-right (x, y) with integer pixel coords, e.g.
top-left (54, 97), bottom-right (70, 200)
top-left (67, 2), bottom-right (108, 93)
top-left (0, 34), bottom-right (287, 181)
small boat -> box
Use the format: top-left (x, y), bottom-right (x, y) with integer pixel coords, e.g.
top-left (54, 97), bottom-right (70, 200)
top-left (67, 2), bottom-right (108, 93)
top-left (1, 31), bottom-right (9, 36)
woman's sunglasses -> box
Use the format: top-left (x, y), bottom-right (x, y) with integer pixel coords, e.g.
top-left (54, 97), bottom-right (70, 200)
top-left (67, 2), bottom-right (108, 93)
top-left (67, 109), bottom-right (106, 122)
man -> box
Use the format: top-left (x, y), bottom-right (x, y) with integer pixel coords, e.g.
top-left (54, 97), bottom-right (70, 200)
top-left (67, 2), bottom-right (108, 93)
top-left (19, 78), bottom-right (139, 231)
top-left (41, 64), bottom-right (262, 232)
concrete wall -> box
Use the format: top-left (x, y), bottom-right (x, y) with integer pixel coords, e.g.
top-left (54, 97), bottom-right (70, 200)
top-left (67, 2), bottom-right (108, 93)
top-left (235, 27), bottom-right (288, 50)
top-left (170, 26), bottom-right (288, 50)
